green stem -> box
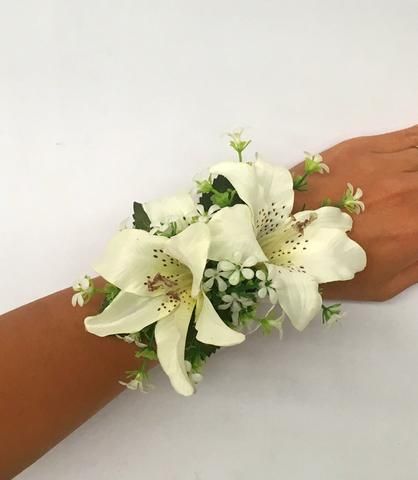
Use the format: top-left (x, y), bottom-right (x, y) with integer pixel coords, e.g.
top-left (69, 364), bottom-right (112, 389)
top-left (293, 172), bottom-right (309, 190)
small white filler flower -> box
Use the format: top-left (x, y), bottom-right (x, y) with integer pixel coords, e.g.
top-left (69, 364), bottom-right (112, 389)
top-left (217, 252), bottom-right (257, 286)
top-left (219, 293), bottom-right (255, 324)
top-left (342, 183), bottom-right (365, 215)
top-left (203, 264), bottom-right (228, 292)
top-left (184, 361), bottom-right (203, 385)
top-left (72, 275), bottom-right (93, 307)
top-left (304, 152), bottom-right (330, 174)
top-left (256, 264), bottom-right (280, 304)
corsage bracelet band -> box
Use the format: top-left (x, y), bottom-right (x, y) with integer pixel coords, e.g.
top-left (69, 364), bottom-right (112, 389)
top-left (72, 131), bottom-right (367, 396)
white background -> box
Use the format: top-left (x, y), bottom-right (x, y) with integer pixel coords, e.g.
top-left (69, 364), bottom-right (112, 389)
top-left (1, 0), bottom-right (417, 478)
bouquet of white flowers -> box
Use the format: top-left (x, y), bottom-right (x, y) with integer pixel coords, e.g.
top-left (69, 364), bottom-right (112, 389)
top-left (73, 131), bottom-right (366, 395)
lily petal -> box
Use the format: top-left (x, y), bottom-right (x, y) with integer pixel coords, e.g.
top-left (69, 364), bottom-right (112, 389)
top-left (294, 206), bottom-right (353, 232)
top-left (296, 207), bottom-right (366, 283)
top-left (155, 294), bottom-right (195, 396)
top-left (272, 266), bottom-right (322, 331)
top-left (144, 192), bottom-right (197, 226)
top-left (164, 223), bottom-right (210, 298)
top-left (208, 204), bottom-right (268, 263)
top-left (84, 291), bottom-right (177, 336)
top-left (93, 229), bottom-right (187, 296)
top-left (292, 228), bottom-right (366, 283)
top-left (210, 160), bottom-right (294, 237)
top-left (262, 207), bottom-right (367, 284)
top-left (195, 292), bottom-right (245, 346)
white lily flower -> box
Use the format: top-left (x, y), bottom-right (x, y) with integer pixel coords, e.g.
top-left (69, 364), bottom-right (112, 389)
top-left (84, 222), bottom-right (244, 397)
top-left (144, 192), bottom-right (198, 235)
top-left (203, 264), bottom-right (228, 292)
top-left (208, 160), bottom-right (367, 331)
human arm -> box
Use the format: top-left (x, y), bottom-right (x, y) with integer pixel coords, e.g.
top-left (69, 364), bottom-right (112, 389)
top-left (1, 125), bottom-right (417, 479)
top-left (0, 285), bottom-right (138, 479)
top-left (291, 124), bottom-right (418, 301)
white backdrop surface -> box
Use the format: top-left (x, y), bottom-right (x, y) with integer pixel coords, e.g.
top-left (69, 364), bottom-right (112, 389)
top-left (1, 0), bottom-right (417, 478)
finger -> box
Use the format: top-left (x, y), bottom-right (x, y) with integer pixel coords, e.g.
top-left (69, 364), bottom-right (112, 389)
top-left (381, 261), bottom-right (418, 300)
top-left (363, 124), bottom-right (418, 153)
top-left (378, 148), bottom-right (418, 171)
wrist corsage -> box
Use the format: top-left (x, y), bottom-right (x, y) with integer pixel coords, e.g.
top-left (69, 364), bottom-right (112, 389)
top-left (73, 131), bottom-right (366, 395)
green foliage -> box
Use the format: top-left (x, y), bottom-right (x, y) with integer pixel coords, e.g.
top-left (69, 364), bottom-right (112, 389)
top-left (260, 318), bottom-right (273, 334)
top-left (199, 175), bottom-right (244, 210)
top-left (133, 201), bottom-right (151, 231)
top-left (137, 323), bottom-right (157, 348)
top-left (196, 179), bottom-right (213, 194)
top-left (204, 260), bottom-right (259, 329)
top-left (101, 283), bottom-right (121, 311)
top-left (185, 313), bottom-right (220, 371)
top-left (154, 221), bottom-right (178, 238)
top-left (293, 173), bottom-right (309, 191)
top-left (322, 303), bottom-right (342, 325)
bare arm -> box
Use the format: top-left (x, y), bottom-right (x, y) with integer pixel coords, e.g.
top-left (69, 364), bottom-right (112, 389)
top-left (0, 285), bottom-right (137, 479)
top-left (1, 126), bottom-right (417, 479)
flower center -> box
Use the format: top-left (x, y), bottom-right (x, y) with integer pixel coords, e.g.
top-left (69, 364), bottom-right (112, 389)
top-left (146, 271), bottom-right (193, 297)
top-left (259, 213), bottom-right (316, 271)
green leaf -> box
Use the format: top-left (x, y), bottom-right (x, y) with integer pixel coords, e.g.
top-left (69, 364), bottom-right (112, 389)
top-left (210, 190), bottom-right (233, 207)
top-left (196, 179), bottom-right (213, 194)
top-left (200, 175), bottom-right (243, 210)
top-left (293, 174), bottom-right (308, 191)
top-left (133, 202), bottom-right (151, 231)
top-left (184, 311), bottom-right (220, 368)
top-left (100, 283), bottom-right (121, 311)
top-left (212, 174), bottom-right (234, 193)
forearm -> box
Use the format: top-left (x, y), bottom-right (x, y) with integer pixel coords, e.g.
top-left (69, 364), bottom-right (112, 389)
top-left (0, 285), bottom-right (137, 479)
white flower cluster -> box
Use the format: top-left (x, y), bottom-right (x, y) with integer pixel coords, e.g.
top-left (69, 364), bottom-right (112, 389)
top-left (202, 256), bottom-right (282, 327)
top-left (79, 144), bottom-right (366, 397)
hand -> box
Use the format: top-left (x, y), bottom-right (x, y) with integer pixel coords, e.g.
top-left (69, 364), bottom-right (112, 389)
top-left (291, 125), bottom-right (418, 301)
